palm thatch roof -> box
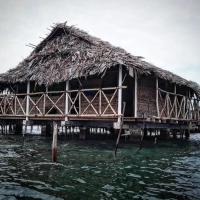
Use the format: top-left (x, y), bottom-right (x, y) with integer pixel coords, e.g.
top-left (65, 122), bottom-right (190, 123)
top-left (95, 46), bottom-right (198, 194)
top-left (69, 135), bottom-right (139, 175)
top-left (0, 22), bottom-right (199, 97)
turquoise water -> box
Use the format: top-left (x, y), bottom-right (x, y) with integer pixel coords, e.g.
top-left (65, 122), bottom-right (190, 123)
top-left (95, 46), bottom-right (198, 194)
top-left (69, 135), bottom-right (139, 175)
top-left (0, 134), bottom-right (200, 200)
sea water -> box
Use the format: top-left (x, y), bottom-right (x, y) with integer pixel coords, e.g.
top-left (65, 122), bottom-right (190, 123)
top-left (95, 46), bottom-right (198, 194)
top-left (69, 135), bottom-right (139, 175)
top-left (0, 133), bottom-right (200, 200)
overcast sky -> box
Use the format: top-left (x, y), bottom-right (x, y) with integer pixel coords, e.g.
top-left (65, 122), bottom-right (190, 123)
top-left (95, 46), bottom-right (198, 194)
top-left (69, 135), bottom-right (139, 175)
top-left (0, 0), bottom-right (199, 84)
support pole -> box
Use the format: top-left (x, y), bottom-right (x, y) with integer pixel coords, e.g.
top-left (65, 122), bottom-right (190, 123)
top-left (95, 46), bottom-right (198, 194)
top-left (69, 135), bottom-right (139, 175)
top-left (115, 102), bottom-right (126, 157)
top-left (134, 71), bottom-right (138, 118)
top-left (79, 127), bottom-right (88, 140)
top-left (117, 65), bottom-right (123, 123)
top-left (172, 129), bottom-right (177, 139)
top-left (52, 122), bottom-right (58, 162)
top-left (15, 121), bottom-right (23, 135)
top-left (174, 84), bottom-right (178, 118)
top-left (174, 84), bottom-right (177, 94)
top-left (185, 122), bottom-right (191, 140)
top-left (26, 81), bottom-right (30, 121)
top-left (43, 86), bottom-right (48, 115)
top-left (65, 81), bottom-right (69, 121)
top-left (156, 78), bottom-right (159, 118)
top-left (188, 89), bottom-right (191, 119)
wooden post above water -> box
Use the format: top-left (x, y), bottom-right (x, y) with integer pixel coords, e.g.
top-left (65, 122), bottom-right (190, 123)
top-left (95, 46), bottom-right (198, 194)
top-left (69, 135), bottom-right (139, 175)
top-left (65, 81), bottom-right (69, 122)
top-left (156, 78), bottom-right (160, 118)
top-left (134, 71), bottom-right (138, 118)
top-left (26, 81), bottom-right (30, 121)
top-left (117, 65), bottom-right (123, 123)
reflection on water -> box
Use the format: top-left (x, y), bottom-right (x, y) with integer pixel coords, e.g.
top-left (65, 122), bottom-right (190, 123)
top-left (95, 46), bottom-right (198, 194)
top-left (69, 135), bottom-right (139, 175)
top-left (0, 134), bottom-right (200, 200)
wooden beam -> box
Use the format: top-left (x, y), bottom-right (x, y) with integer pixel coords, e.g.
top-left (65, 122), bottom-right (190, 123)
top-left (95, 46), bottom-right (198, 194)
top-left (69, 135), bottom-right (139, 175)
top-left (134, 71), bottom-right (138, 118)
top-left (26, 81), bottom-right (30, 121)
top-left (117, 65), bottom-right (123, 123)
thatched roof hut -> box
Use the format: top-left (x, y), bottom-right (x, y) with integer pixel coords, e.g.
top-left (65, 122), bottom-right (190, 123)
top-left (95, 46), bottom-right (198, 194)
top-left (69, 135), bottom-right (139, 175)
top-left (0, 22), bottom-right (200, 97)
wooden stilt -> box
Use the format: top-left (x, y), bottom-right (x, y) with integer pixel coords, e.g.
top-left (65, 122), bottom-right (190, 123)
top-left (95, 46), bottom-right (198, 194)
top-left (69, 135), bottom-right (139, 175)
top-left (154, 129), bottom-right (158, 144)
top-left (15, 122), bottom-right (23, 135)
top-left (41, 125), bottom-right (46, 136)
top-left (160, 129), bottom-right (170, 140)
top-left (180, 129), bottom-right (183, 139)
top-left (143, 128), bottom-right (148, 138)
top-left (79, 127), bottom-right (88, 140)
top-left (185, 125), bottom-right (190, 140)
top-left (8, 124), bottom-right (11, 134)
top-left (154, 136), bottom-right (158, 144)
top-left (52, 122), bottom-right (58, 162)
top-left (139, 113), bottom-right (146, 150)
top-left (31, 125), bottom-right (33, 134)
top-left (23, 121), bottom-right (27, 137)
top-left (114, 102), bottom-right (126, 157)
top-left (2, 125), bottom-right (4, 135)
top-left (5, 124), bottom-right (8, 135)
top-left (172, 130), bottom-right (177, 139)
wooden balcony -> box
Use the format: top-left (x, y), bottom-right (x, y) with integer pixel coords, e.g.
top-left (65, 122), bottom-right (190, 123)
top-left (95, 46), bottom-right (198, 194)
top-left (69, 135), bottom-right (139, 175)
top-left (157, 88), bottom-right (200, 121)
top-left (0, 87), bottom-right (126, 121)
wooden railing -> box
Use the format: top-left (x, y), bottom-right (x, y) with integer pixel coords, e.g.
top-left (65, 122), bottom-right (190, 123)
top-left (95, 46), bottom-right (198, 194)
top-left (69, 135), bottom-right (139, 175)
top-left (0, 87), bottom-right (124, 118)
top-left (158, 88), bottom-right (200, 121)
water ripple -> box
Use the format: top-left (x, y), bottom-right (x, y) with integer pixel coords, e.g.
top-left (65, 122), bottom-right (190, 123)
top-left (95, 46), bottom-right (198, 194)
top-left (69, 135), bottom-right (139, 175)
top-left (0, 133), bottom-right (200, 199)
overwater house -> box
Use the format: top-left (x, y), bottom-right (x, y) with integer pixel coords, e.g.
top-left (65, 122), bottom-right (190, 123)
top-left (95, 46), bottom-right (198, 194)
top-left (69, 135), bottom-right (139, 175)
top-left (0, 23), bottom-right (199, 138)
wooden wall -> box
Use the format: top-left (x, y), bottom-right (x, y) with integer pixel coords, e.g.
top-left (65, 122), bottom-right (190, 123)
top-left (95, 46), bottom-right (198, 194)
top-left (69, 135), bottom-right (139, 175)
top-left (137, 75), bottom-right (157, 118)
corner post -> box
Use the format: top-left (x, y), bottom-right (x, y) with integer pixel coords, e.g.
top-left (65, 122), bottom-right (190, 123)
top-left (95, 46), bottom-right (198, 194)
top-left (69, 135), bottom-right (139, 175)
top-left (188, 89), bottom-right (191, 119)
top-left (134, 71), bottom-right (138, 118)
top-left (117, 65), bottom-right (123, 123)
top-left (174, 84), bottom-right (178, 118)
top-left (156, 78), bottom-right (160, 118)
top-left (65, 80), bottom-right (69, 121)
top-left (26, 81), bottom-right (30, 121)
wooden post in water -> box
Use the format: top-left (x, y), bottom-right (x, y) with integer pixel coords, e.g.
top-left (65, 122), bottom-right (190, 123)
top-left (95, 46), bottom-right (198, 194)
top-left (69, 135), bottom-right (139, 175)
top-left (52, 122), bottom-right (58, 162)
top-left (114, 102), bottom-right (126, 157)
top-left (79, 127), bottom-right (89, 140)
top-left (15, 121), bottom-right (23, 135)
top-left (185, 123), bottom-right (191, 140)
top-left (172, 129), bottom-right (177, 139)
